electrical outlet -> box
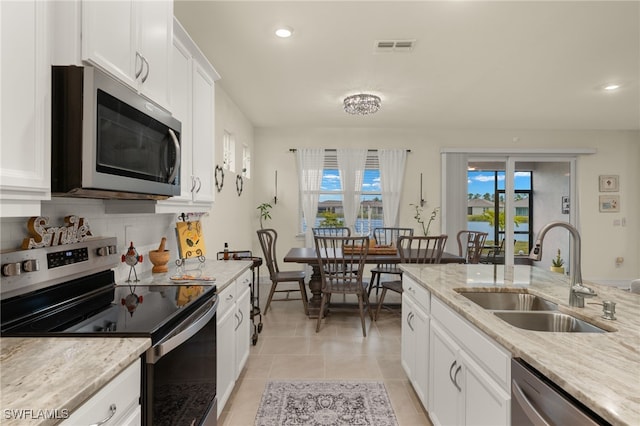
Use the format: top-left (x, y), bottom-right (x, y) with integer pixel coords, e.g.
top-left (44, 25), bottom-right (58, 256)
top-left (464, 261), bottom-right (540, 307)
top-left (613, 219), bottom-right (621, 226)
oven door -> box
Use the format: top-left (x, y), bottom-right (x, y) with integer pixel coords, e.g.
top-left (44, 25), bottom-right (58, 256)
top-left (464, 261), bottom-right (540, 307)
top-left (145, 295), bottom-right (218, 426)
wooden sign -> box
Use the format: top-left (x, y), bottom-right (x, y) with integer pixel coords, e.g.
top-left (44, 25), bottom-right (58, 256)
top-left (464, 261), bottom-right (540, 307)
top-left (22, 216), bottom-right (93, 249)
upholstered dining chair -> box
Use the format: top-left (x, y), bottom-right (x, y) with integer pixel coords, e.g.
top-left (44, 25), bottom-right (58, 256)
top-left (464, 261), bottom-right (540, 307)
top-left (456, 230), bottom-right (489, 264)
top-left (375, 234), bottom-right (448, 320)
top-left (314, 235), bottom-right (372, 337)
top-left (369, 227), bottom-right (414, 298)
top-left (312, 227), bottom-right (351, 237)
top-left (257, 229), bottom-right (309, 315)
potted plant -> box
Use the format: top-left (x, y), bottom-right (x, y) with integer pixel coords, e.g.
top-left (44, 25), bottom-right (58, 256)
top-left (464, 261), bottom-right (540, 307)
top-left (257, 202), bottom-right (272, 229)
top-left (550, 249), bottom-right (565, 274)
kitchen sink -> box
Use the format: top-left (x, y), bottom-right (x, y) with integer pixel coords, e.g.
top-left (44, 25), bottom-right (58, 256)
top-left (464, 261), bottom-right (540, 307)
top-left (493, 311), bottom-right (608, 333)
top-left (457, 291), bottom-right (558, 311)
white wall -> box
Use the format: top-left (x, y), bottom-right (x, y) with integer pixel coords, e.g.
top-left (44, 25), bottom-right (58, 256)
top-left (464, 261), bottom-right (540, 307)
top-left (252, 127), bottom-right (640, 282)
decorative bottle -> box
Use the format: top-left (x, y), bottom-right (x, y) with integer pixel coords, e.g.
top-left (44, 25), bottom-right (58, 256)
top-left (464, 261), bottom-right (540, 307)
top-left (223, 242), bottom-right (229, 260)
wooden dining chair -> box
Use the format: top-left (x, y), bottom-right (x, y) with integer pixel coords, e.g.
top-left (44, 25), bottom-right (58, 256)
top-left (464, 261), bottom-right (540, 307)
top-left (257, 229), bottom-right (309, 315)
top-left (312, 227), bottom-right (351, 237)
top-left (375, 234), bottom-right (448, 320)
top-left (368, 227), bottom-right (414, 298)
top-left (314, 235), bottom-right (372, 337)
top-left (456, 230), bottom-right (489, 264)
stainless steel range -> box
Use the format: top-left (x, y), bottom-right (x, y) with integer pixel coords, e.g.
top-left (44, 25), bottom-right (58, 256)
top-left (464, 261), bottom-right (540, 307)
top-left (1, 237), bottom-right (218, 426)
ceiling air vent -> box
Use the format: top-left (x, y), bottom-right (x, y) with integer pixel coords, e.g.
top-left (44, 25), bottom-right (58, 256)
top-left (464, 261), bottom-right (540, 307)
top-left (374, 39), bottom-right (415, 53)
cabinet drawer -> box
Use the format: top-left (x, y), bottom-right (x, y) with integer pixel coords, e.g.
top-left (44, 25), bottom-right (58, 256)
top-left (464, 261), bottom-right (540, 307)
top-left (217, 280), bottom-right (237, 317)
top-left (431, 297), bottom-right (510, 391)
top-left (62, 360), bottom-right (140, 426)
top-left (403, 276), bottom-right (430, 313)
top-left (237, 268), bottom-right (252, 293)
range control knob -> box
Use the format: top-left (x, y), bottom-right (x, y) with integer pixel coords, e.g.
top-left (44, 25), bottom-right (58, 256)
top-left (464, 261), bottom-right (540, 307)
top-left (21, 259), bottom-right (39, 273)
top-left (1, 262), bottom-right (21, 277)
top-left (97, 245), bottom-right (117, 256)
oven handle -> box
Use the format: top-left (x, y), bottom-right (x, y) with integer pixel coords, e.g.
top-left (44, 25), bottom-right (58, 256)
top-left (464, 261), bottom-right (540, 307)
top-left (146, 296), bottom-right (218, 364)
top-left (167, 129), bottom-right (181, 184)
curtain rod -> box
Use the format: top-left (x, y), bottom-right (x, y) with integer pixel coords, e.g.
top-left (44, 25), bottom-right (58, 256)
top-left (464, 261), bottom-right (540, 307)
top-left (288, 149), bottom-right (411, 153)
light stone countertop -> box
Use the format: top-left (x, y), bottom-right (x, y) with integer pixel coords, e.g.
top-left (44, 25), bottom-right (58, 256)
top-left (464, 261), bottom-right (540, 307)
top-left (0, 337), bottom-right (150, 426)
top-left (0, 259), bottom-right (252, 425)
top-left (400, 263), bottom-right (640, 426)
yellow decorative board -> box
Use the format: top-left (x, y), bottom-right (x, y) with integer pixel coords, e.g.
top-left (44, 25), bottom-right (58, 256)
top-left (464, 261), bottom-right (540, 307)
top-left (176, 221), bottom-right (207, 259)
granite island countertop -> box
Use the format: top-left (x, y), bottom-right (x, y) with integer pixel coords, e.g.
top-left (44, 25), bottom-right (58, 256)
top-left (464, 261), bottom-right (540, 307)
top-left (0, 337), bottom-right (150, 426)
top-left (400, 263), bottom-right (640, 426)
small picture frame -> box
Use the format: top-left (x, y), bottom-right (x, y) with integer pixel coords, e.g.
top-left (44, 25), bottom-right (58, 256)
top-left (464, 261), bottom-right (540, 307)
top-left (599, 195), bottom-right (620, 212)
top-left (599, 175), bottom-right (619, 192)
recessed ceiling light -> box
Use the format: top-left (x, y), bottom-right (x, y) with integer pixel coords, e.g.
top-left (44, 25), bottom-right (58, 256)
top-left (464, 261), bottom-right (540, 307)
top-left (275, 27), bottom-right (293, 38)
top-left (603, 84), bottom-right (621, 91)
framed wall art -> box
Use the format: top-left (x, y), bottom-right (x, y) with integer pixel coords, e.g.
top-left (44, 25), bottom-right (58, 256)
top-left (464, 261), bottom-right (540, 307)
top-left (599, 175), bottom-right (619, 192)
top-left (599, 195), bottom-right (620, 212)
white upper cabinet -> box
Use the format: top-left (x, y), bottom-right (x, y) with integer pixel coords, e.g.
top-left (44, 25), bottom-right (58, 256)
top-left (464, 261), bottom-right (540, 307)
top-left (81, 0), bottom-right (172, 110)
top-left (0, 0), bottom-right (51, 217)
top-left (157, 18), bottom-right (219, 212)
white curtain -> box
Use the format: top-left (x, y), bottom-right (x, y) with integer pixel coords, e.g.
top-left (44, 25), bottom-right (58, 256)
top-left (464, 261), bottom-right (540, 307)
top-left (337, 149), bottom-right (368, 233)
top-left (378, 149), bottom-right (407, 227)
top-left (296, 148), bottom-right (325, 247)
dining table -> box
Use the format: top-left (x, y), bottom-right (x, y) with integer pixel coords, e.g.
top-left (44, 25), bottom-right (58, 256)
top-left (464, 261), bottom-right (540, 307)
top-left (283, 247), bottom-right (465, 318)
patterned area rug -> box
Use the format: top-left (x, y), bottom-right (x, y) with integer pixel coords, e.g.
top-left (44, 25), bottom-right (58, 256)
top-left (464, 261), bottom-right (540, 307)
top-left (254, 380), bottom-right (398, 426)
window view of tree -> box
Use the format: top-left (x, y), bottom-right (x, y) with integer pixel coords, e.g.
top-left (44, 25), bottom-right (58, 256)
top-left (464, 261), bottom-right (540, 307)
top-left (467, 170), bottom-right (533, 256)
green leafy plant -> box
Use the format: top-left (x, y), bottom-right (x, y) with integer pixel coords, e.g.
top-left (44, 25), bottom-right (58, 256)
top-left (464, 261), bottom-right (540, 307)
top-left (257, 202), bottom-right (272, 229)
top-left (318, 211), bottom-right (344, 228)
top-left (410, 204), bottom-right (439, 236)
top-left (552, 249), bottom-right (564, 267)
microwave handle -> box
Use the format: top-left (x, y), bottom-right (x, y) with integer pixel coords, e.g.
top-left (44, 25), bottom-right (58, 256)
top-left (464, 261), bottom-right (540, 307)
top-left (167, 129), bottom-right (181, 184)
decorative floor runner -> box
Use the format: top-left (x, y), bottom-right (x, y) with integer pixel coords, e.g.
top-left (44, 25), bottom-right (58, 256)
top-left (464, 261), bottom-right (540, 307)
top-left (255, 380), bottom-right (398, 426)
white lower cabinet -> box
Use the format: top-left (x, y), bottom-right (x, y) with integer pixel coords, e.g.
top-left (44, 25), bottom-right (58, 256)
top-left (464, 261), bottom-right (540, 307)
top-left (401, 292), bottom-right (429, 408)
top-left (216, 268), bottom-right (252, 417)
top-left (428, 297), bottom-right (510, 426)
top-left (61, 360), bottom-right (141, 426)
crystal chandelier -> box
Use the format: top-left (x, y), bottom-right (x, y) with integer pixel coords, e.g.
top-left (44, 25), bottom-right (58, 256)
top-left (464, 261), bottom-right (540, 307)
top-left (343, 94), bottom-right (381, 115)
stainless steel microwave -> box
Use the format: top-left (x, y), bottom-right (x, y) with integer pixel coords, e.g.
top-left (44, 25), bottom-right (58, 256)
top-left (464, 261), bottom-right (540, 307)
top-left (52, 66), bottom-right (181, 200)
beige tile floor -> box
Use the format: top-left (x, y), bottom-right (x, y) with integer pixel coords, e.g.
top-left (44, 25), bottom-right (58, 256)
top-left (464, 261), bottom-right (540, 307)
top-left (219, 282), bottom-right (433, 426)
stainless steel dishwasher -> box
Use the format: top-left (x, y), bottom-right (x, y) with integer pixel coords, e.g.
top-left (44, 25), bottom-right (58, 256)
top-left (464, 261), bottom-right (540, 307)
top-left (511, 359), bottom-right (610, 425)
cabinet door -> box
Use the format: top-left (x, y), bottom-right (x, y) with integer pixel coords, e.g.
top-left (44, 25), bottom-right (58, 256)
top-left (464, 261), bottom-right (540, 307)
top-left (169, 36), bottom-right (193, 202)
top-left (81, 0), bottom-right (136, 88)
top-left (235, 282), bottom-right (251, 377)
top-left (191, 62), bottom-right (215, 204)
top-left (460, 351), bottom-right (510, 426)
top-left (429, 321), bottom-right (461, 426)
top-left (216, 306), bottom-right (236, 417)
top-left (0, 0), bottom-right (51, 217)
top-left (413, 306), bottom-right (429, 408)
top-left (401, 294), bottom-right (416, 379)
top-left (136, 0), bottom-right (172, 109)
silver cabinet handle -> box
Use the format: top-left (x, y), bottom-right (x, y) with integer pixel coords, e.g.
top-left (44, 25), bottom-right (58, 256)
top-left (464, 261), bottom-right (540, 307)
top-left (167, 129), bottom-right (181, 184)
top-left (406, 311), bottom-right (414, 331)
top-left (226, 294), bottom-right (234, 301)
top-left (88, 403), bottom-right (116, 426)
top-left (190, 176), bottom-right (197, 192)
top-left (512, 381), bottom-right (552, 426)
top-left (453, 364), bottom-right (462, 392)
top-left (135, 52), bottom-right (143, 79)
top-left (235, 309), bottom-right (244, 330)
top-left (141, 56), bottom-right (150, 83)
top-left (449, 360), bottom-right (462, 391)
top-left (195, 177), bottom-right (202, 193)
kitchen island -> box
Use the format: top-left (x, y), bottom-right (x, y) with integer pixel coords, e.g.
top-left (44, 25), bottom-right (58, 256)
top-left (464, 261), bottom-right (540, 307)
top-left (400, 263), bottom-right (640, 425)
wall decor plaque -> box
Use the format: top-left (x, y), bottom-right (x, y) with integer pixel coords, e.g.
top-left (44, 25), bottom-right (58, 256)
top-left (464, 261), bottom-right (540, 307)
top-left (599, 195), bottom-right (620, 212)
top-left (599, 175), bottom-right (619, 192)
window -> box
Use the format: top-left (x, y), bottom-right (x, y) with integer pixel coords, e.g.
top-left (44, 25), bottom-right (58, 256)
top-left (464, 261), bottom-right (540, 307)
top-left (302, 151), bottom-right (381, 233)
top-left (242, 144), bottom-right (251, 178)
top-left (467, 169), bottom-right (533, 255)
top-left (222, 130), bottom-right (235, 172)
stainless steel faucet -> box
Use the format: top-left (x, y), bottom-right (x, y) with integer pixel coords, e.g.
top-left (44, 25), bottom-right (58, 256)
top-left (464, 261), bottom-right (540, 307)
top-left (529, 221), bottom-right (597, 307)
